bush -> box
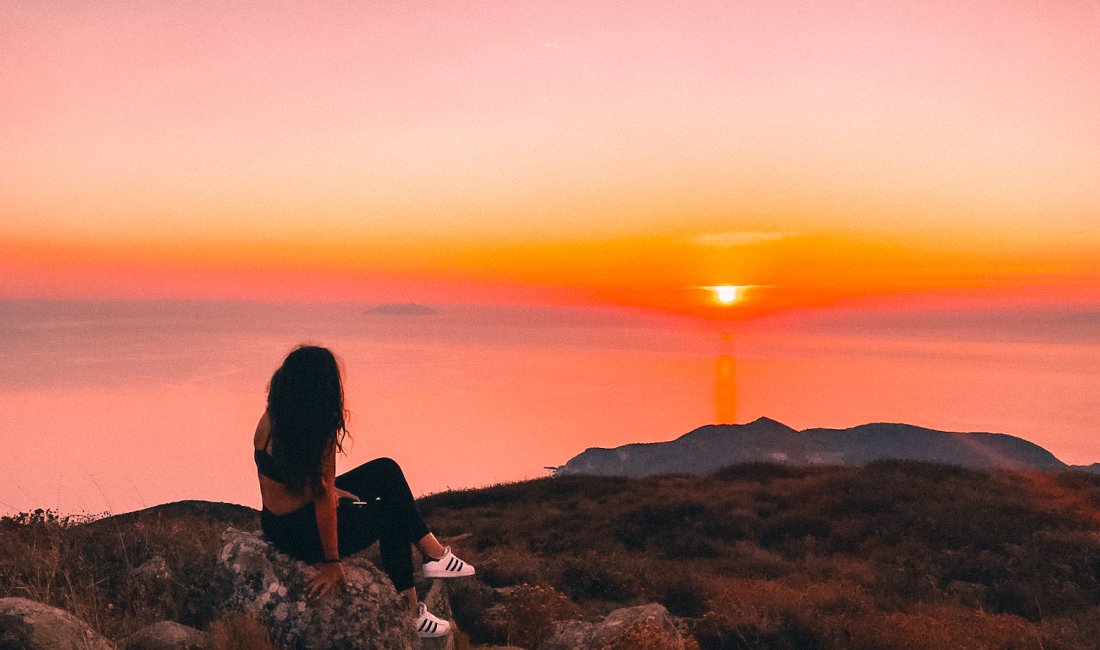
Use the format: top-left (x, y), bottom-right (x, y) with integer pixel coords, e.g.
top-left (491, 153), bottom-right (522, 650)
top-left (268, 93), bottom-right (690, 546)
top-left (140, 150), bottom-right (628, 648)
top-left (555, 551), bottom-right (646, 603)
top-left (605, 620), bottom-right (701, 650)
top-left (503, 583), bottom-right (580, 649)
top-left (656, 575), bottom-right (710, 617)
top-left (477, 547), bottom-right (545, 588)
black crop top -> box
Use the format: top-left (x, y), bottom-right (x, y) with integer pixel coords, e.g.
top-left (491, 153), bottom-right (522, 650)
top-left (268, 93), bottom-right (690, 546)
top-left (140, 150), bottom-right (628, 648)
top-left (254, 448), bottom-right (294, 486)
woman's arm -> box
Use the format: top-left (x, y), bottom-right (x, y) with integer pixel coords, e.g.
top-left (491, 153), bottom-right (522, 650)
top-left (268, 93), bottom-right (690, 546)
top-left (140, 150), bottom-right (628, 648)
top-left (306, 441), bottom-right (346, 598)
top-left (314, 441), bottom-right (340, 562)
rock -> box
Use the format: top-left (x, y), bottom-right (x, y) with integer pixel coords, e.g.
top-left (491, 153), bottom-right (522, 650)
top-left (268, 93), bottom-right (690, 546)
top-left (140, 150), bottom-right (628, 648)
top-left (418, 581), bottom-right (455, 650)
top-left (0, 597), bottom-right (114, 650)
top-left (218, 527), bottom-right (416, 649)
top-left (445, 579), bottom-right (504, 644)
top-left (538, 603), bottom-right (686, 650)
top-left (131, 556), bottom-right (172, 583)
top-left (129, 555), bottom-right (175, 603)
top-left (124, 621), bottom-right (206, 649)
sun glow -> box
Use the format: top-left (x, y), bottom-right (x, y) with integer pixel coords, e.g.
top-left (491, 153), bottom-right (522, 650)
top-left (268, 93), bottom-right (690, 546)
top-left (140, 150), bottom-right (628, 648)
top-left (711, 285), bottom-right (742, 305)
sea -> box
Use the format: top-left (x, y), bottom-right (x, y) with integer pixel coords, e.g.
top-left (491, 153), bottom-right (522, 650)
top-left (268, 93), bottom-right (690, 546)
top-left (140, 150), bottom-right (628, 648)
top-left (1, 298), bottom-right (1096, 516)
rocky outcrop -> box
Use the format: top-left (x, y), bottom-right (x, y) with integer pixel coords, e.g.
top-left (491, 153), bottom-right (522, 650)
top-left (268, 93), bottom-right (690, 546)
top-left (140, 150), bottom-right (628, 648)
top-left (124, 621), bottom-right (206, 649)
top-left (0, 597), bottom-right (114, 650)
top-left (218, 527), bottom-right (416, 649)
top-left (538, 603), bottom-right (687, 650)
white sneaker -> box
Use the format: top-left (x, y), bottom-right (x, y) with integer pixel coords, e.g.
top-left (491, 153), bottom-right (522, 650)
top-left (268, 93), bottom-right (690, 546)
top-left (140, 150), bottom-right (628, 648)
top-left (415, 602), bottom-right (450, 638)
top-left (421, 547), bottom-right (475, 579)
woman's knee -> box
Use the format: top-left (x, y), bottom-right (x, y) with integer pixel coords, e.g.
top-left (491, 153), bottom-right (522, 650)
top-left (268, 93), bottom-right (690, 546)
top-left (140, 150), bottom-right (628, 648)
top-left (371, 456), bottom-right (402, 477)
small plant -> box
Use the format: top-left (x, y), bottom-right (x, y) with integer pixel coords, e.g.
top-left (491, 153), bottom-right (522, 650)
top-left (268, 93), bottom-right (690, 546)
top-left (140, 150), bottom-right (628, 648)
top-left (656, 575), bottom-right (710, 617)
top-left (503, 583), bottom-right (581, 648)
top-left (207, 611), bottom-right (276, 650)
top-left (555, 551), bottom-right (645, 602)
top-left (605, 620), bottom-right (701, 650)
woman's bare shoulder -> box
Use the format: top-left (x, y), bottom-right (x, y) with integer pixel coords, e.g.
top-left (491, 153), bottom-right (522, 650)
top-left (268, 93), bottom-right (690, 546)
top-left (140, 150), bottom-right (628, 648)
top-left (253, 411), bottom-right (271, 450)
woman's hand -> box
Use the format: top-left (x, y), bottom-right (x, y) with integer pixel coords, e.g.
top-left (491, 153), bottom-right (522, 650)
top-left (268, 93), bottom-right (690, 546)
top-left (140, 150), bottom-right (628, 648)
top-left (306, 561), bottom-right (347, 600)
top-left (336, 488), bottom-right (360, 502)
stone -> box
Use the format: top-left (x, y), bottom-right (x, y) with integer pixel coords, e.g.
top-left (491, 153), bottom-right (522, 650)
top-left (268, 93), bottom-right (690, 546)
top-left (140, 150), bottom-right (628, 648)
top-left (218, 527), bottom-right (416, 649)
top-left (124, 621), bottom-right (206, 649)
top-left (418, 580), bottom-right (455, 650)
top-left (538, 603), bottom-right (686, 650)
top-left (0, 597), bottom-right (114, 650)
top-left (131, 556), bottom-right (172, 583)
top-left (445, 578), bottom-right (505, 645)
top-left (129, 556), bottom-right (175, 602)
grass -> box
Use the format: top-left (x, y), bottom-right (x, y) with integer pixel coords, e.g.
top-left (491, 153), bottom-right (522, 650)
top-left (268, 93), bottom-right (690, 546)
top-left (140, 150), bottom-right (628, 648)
top-left (419, 461), bottom-right (1100, 649)
top-left (2, 464), bottom-right (1099, 648)
top-left (0, 501), bottom-right (257, 642)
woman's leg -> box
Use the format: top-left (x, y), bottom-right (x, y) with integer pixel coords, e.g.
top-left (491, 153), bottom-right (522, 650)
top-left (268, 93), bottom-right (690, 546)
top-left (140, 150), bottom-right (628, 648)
top-left (335, 457), bottom-right (431, 594)
top-left (335, 457), bottom-right (430, 545)
top-left (416, 532), bottom-right (447, 560)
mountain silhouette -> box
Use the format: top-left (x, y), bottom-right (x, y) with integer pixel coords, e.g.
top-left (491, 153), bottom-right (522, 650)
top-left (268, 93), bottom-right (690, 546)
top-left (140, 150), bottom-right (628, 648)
top-left (554, 417), bottom-right (1091, 476)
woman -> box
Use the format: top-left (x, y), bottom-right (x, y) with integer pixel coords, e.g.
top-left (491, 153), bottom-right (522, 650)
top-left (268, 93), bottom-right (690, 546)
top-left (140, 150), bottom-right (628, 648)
top-left (254, 345), bottom-right (472, 639)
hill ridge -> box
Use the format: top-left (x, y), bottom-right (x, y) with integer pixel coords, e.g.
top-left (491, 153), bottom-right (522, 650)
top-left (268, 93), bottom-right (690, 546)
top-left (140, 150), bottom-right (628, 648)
top-left (555, 417), bottom-right (1089, 477)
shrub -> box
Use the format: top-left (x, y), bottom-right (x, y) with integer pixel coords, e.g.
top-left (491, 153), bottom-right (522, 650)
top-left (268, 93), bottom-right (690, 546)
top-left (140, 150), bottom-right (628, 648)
top-left (555, 551), bottom-right (645, 603)
top-left (477, 547), bottom-right (545, 588)
top-left (605, 620), bottom-right (701, 650)
top-left (711, 463), bottom-right (823, 483)
top-left (656, 575), bottom-right (710, 617)
top-left (503, 583), bottom-right (580, 649)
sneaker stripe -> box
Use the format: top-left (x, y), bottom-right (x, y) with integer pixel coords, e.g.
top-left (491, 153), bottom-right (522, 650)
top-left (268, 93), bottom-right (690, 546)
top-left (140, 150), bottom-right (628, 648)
top-left (456, 560), bottom-right (464, 572)
top-left (418, 619), bottom-right (428, 632)
top-left (429, 621), bottom-right (437, 634)
top-left (446, 557), bottom-right (456, 571)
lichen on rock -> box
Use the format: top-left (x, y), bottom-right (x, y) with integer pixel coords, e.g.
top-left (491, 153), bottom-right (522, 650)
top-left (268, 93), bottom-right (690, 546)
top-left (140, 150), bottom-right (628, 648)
top-left (218, 527), bottom-right (416, 649)
top-left (0, 597), bottom-right (114, 650)
top-left (538, 603), bottom-right (687, 650)
top-left (124, 620), bottom-right (206, 649)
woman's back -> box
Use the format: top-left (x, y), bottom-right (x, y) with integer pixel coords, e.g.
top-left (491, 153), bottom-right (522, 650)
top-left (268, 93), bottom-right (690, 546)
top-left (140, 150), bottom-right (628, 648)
top-left (254, 411), bottom-right (314, 515)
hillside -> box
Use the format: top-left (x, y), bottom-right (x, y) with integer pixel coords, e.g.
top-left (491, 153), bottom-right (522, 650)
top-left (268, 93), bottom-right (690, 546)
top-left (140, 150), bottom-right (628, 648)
top-left (421, 461), bottom-right (1100, 649)
top-left (3, 465), bottom-right (1099, 648)
top-left (553, 417), bottom-right (1077, 477)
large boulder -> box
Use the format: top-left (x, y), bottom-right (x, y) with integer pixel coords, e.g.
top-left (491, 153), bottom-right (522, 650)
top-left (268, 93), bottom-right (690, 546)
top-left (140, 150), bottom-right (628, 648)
top-left (123, 621), bottom-right (206, 649)
top-left (538, 603), bottom-right (687, 650)
top-left (0, 597), bottom-right (114, 650)
top-left (218, 527), bottom-right (416, 649)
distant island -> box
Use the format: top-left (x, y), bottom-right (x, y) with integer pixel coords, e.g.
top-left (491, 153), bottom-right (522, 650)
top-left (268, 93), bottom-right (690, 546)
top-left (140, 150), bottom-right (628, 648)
top-left (554, 416), bottom-right (1099, 477)
top-left (364, 303), bottom-right (439, 316)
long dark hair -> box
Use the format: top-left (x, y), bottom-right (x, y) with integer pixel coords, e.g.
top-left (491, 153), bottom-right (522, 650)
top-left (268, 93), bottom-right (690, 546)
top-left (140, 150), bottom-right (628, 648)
top-left (266, 345), bottom-right (348, 491)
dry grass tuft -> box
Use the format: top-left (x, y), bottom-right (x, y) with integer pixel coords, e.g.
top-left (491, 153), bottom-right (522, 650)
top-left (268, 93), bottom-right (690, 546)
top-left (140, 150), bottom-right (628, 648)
top-left (207, 611), bottom-right (276, 650)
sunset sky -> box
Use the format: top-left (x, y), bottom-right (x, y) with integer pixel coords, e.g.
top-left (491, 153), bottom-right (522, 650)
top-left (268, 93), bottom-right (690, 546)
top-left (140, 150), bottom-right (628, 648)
top-left (3, 1), bottom-right (1097, 318)
top-left (1, 2), bottom-right (1099, 516)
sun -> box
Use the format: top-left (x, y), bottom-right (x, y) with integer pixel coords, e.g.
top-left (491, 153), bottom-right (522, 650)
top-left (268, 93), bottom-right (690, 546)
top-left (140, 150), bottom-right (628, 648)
top-left (710, 285), bottom-right (742, 305)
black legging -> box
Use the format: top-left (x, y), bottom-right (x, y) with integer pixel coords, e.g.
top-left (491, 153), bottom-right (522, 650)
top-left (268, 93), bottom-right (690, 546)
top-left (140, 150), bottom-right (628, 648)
top-left (260, 457), bottom-right (431, 591)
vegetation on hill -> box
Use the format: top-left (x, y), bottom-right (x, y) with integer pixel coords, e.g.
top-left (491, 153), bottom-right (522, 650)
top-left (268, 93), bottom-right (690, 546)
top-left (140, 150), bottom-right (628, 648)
top-left (0, 501), bottom-right (262, 646)
top-left (1, 464), bottom-right (1098, 648)
top-left (420, 461), bottom-right (1100, 649)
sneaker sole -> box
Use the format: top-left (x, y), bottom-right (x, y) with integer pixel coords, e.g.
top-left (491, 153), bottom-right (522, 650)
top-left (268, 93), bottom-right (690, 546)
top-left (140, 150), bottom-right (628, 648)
top-left (422, 567), bottom-right (476, 579)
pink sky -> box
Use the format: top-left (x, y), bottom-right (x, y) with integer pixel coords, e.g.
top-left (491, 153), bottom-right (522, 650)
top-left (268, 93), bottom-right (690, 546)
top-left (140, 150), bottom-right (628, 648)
top-left (1, 2), bottom-right (1097, 312)
top-left (0, 3), bottom-right (1098, 514)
